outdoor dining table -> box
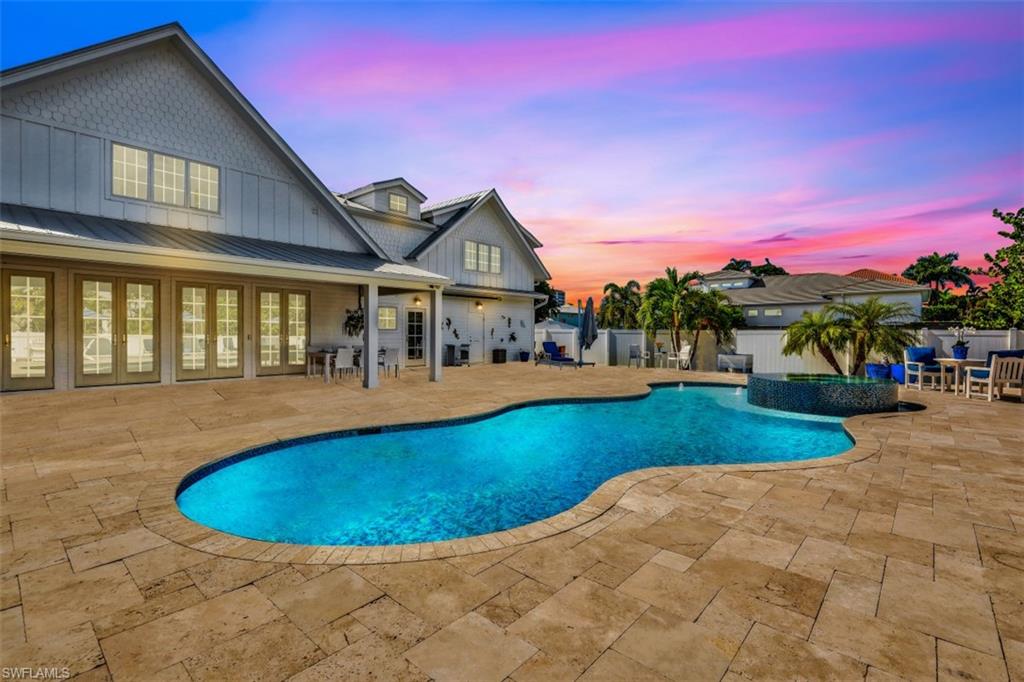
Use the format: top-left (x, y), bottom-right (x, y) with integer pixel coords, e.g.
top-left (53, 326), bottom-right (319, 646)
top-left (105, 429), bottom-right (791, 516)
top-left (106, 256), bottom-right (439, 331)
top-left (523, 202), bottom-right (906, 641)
top-left (306, 349), bottom-right (335, 384)
top-left (936, 357), bottom-right (985, 395)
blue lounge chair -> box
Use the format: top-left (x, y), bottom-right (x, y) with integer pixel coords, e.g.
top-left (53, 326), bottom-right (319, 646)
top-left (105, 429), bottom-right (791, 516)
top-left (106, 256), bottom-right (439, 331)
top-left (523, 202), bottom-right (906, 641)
top-left (536, 341), bottom-right (577, 369)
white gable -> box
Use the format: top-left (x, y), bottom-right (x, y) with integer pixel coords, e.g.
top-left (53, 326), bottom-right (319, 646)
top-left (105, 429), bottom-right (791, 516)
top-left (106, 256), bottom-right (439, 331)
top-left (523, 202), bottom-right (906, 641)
top-left (0, 42), bottom-right (370, 253)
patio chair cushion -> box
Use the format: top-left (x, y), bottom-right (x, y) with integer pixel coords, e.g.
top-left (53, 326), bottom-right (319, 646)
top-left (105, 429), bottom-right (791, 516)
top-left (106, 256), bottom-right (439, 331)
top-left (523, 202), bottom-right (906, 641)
top-left (906, 347), bottom-right (936, 364)
top-left (984, 349), bottom-right (1024, 367)
top-left (968, 367), bottom-right (990, 379)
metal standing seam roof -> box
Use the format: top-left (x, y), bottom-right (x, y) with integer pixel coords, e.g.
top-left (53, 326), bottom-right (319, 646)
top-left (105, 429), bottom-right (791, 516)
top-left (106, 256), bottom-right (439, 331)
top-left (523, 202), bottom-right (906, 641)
top-left (420, 190), bottom-right (490, 215)
top-left (0, 204), bottom-right (449, 282)
top-left (721, 273), bottom-right (927, 306)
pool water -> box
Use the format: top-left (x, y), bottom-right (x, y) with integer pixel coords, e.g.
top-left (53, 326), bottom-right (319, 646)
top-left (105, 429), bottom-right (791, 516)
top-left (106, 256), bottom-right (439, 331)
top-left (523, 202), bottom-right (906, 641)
top-left (176, 385), bottom-right (852, 546)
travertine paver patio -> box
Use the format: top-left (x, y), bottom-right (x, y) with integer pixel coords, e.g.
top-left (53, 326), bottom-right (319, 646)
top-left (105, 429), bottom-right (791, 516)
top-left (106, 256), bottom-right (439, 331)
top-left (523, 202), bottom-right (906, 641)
top-left (1, 365), bottom-right (1021, 681)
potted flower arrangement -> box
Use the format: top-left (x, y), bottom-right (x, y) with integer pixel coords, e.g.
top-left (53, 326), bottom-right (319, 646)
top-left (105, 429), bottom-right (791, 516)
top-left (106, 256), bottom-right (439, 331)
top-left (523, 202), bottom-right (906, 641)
top-left (949, 326), bottom-right (975, 360)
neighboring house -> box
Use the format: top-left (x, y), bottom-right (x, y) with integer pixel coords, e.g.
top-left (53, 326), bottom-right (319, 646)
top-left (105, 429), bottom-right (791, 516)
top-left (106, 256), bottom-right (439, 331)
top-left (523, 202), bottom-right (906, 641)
top-left (699, 270), bottom-right (928, 327)
top-left (0, 24), bottom-right (549, 392)
top-left (553, 303), bottom-right (582, 328)
top-left (551, 289), bottom-right (566, 306)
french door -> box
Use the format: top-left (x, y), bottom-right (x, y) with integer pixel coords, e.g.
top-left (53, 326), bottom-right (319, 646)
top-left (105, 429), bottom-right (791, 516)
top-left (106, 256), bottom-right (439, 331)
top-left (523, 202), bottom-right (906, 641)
top-left (1, 270), bottom-right (53, 391)
top-left (406, 309), bottom-right (425, 366)
top-left (176, 283), bottom-right (243, 380)
top-left (256, 288), bottom-right (308, 376)
top-left (75, 275), bottom-right (160, 387)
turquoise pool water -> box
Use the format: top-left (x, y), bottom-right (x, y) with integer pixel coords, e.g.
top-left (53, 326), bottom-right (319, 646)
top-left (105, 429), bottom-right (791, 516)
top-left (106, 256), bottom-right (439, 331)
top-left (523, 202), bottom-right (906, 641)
top-left (176, 385), bottom-right (852, 546)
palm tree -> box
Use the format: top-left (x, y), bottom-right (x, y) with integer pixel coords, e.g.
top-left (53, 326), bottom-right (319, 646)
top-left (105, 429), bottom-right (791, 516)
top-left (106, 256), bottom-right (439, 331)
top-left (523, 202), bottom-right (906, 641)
top-left (679, 289), bottom-right (744, 368)
top-left (901, 252), bottom-right (974, 303)
top-left (637, 268), bottom-right (699, 352)
top-left (598, 280), bottom-right (641, 328)
top-left (782, 311), bottom-right (848, 375)
top-left (826, 296), bottom-right (918, 376)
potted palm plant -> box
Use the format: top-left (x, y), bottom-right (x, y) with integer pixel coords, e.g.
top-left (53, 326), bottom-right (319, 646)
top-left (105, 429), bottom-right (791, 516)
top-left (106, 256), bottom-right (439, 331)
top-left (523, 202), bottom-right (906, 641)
top-left (827, 297), bottom-right (918, 378)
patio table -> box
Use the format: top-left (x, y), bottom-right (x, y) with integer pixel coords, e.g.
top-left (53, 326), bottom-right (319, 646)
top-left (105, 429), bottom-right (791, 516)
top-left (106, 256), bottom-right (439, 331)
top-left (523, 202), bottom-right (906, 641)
top-left (936, 357), bottom-right (984, 395)
top-left (306, 350), bottom-right (335, 384)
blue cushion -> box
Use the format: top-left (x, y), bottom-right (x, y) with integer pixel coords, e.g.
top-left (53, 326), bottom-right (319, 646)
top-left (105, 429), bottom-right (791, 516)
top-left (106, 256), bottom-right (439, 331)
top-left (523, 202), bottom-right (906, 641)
top-left (922, 363), bottom-right (941, 372)
top-left (906, 347), bottom-right (936, 363)
top-left (968, 367), bottom-right (990, 379)
top-left (985, 349), bottom-right (1024, 367)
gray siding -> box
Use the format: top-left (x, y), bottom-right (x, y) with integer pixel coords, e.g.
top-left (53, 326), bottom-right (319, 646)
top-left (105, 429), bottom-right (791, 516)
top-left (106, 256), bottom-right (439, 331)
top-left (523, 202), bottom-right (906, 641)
top-left (354, 215), bottom-right (435, 262)
top-left (350, 187), bottom-right (421, 220)
top-left (419, 202), bottom-right (537, 291)
top-left (0, 44), bottom-right (365, 253)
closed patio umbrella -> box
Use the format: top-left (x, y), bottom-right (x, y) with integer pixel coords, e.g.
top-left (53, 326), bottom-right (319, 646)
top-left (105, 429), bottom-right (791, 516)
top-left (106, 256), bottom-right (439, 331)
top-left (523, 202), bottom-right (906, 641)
top-left (578, 297), bottom-right (598, 367)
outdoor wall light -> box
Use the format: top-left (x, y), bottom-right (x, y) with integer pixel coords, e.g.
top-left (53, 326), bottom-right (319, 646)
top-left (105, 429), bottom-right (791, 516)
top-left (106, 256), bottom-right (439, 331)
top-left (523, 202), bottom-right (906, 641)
top-left (475, 301), bottom-right (483, 310)
top-left (412, 296), bottom-right (422, 306)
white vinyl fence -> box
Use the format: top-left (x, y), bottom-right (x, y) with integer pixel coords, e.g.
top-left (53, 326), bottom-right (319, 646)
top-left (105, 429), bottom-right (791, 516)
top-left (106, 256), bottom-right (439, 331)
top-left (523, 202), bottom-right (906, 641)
top-left (735, 327), bottom-right (1023, 375)
top-left (537, 322), bottom-right (1023, 375)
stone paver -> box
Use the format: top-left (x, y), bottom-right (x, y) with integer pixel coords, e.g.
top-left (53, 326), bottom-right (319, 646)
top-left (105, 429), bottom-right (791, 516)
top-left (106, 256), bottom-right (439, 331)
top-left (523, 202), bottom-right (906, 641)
top-left (0, 365), bottom-right (1020, 680)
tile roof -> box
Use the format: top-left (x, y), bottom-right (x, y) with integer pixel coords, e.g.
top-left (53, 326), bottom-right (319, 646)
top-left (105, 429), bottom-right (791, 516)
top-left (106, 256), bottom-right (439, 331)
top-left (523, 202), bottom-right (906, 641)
top-left (845, 268), bottom-right (918, 286)
top-left (0, 204), bottom-right (447, 282)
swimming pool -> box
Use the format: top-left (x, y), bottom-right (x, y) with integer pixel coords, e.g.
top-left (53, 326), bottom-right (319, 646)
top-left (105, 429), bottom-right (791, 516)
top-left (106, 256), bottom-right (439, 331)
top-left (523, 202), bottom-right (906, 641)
top-left (176, 385), bottom-right (853, 546)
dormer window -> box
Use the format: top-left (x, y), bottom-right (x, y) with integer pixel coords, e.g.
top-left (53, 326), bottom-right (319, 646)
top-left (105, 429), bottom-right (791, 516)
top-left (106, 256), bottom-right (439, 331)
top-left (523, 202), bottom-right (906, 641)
top-left (388, 193), bottom-right (408, 214)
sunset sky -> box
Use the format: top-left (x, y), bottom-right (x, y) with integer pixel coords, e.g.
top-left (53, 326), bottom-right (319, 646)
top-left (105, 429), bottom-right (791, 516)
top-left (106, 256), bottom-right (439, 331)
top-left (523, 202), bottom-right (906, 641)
top-left (4, 2), bottom-right (1022, 302)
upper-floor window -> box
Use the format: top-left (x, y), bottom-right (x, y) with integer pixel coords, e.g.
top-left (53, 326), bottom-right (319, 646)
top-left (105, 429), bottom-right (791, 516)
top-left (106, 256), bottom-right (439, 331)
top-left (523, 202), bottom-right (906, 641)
top-left (464, 240), bottom-right (502, 274)
top-left (764, 308), bottom-right (783, 317)
top-left (378, 306), bottom-right (397, 330)
top-left (111, 142), bottom-right (220, 213)
top-left (746, 309), bottom-right (758, 317)
top-left (152, 153), bottom-right (186, 206)
top-left (112, 143), bottom-right (148, 200)
top-left (190, 162), bottom-right (220, 213)
top-left (388, 193), bottom-right (408, 214)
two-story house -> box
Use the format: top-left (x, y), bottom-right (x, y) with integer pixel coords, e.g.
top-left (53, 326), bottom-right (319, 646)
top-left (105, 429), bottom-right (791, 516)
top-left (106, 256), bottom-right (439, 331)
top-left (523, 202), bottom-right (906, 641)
top-left (0, 24), bottom-right (549, 392)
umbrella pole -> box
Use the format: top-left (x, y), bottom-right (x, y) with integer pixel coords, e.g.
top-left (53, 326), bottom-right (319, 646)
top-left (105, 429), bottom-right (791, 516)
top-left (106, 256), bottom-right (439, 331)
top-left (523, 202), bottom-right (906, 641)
top-left (577, 298), bottom-right (583, 367)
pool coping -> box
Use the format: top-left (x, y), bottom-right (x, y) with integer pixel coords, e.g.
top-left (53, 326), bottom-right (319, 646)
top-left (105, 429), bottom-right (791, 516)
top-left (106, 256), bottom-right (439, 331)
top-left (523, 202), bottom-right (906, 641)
top-left (136, 380), bottom-right (916, 565)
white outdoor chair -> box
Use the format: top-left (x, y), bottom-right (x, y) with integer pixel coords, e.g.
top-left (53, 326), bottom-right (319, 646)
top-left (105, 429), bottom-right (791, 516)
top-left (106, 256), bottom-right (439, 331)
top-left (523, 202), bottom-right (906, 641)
top-left (332, 348), bottom-right (355, 381)
top-left (966, 357), bottom-right (1024, 401)
top-left (667, 345), bottom-right (691, 370)
top-left (379, 347), bottom-right (400, 378)
top-left (904, 348), bottom-right (942, 391)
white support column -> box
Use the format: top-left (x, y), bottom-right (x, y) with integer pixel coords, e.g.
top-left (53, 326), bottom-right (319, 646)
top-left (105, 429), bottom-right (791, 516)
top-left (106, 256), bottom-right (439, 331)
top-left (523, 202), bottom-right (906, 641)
top-left (362, 283), bottom-right (379, 389)
top-left (429, 287), bottom-right (443, 382)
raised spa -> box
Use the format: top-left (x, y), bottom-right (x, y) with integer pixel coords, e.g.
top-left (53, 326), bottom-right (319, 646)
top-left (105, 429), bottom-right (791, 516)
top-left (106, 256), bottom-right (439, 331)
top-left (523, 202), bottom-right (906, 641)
top-left (176, 384), bottom-right (853, 546)
top-left (747, 373), bottom-right (899, 417)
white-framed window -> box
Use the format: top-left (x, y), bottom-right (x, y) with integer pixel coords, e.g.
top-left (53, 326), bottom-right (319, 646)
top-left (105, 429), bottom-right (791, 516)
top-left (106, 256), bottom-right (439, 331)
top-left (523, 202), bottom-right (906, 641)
top-left (764, 308), bottom-right (783, 317)
top-left (378, 306), bottom-right (397, 330)
top-left (746, 309), bottom-right (758, 317)
top-left (490, 245), bottom-right (502, 274)
top-left (152, 153), bottom-right (186, 206)
top-left (464, 241), bottom-right (478, 271)
top-left (388, 193), bottom-right (408, 214)
top-left (112, 143), bottom-right (148, 200)
top-left (477, 244), bottom-right (490, 273)
top-left (190, 161), bottom-right (220, 213)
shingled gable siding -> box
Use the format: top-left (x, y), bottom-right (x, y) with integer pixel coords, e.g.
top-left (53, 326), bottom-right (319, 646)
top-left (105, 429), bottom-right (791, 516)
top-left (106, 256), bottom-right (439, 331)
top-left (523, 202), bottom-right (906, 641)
top-left (418, 202), bottom-right (537, 290)
top-left (0, 44), bottom-right (365, 253)
top-left (353, 214), bottom-right (435, 262)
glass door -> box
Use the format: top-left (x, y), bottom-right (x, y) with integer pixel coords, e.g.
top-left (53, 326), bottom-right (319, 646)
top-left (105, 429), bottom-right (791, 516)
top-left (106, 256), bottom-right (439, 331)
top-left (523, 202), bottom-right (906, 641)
top-left (2, 270), bottom-right (53, 391)
top-left (406, 309), bottom-right (425, 366)
top-left (257, 288), bottom-right (308, 375)
top-left (177, 283), bottom-right (243, 380)
top-left (212, 286), bottom-right (243, 378)
top-left (76, 276), bottom-right (159, 387)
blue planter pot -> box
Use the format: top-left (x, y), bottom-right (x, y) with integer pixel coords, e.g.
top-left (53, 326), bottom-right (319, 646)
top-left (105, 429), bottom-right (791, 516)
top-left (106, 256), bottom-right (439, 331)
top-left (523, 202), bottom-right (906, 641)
top-left (865, 363), bottom-right (892, 380)
top-left (952, 345), bottom-right (968, 360)
top-left (890, 364), bottom-right (906, 385)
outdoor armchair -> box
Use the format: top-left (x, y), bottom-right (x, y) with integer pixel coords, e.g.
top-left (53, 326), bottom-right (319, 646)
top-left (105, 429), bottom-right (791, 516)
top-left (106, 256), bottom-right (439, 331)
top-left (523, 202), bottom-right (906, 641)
top-left (904, 347), bottom-right (941, 390)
